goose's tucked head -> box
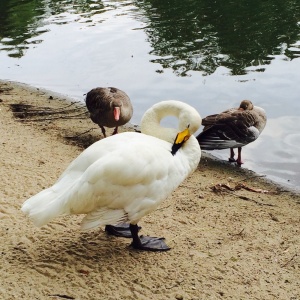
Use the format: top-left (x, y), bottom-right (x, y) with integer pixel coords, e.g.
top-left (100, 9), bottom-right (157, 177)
top-left (239, 100), bottom-right (254, 111)
top-left (140, 100), bottom-right (202, 144)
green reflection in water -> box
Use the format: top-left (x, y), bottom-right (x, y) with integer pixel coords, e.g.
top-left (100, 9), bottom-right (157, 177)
top-left (0, 0), bottom-right (46, 57)
top-left (135, 0), bottom-right (300, 75)
top-left (0, 0), bottom-right (106, 58)
top-left (0, 0), bottom-right (300, 75)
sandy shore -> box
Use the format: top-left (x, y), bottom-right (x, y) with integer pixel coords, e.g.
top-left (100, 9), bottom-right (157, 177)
top-left (0, 80), bottom-right (299, 300)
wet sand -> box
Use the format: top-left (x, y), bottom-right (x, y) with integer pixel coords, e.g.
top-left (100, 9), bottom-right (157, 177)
top-left (0, 80), bottom-right (299, 300)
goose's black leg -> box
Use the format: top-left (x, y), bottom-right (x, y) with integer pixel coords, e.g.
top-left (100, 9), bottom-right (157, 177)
top-left (129, 224), bottom-right (170, 251)
top-left (112, 126), bottom-right (119, 135)
top-left (105, 223), bottom-right (141, 238)
top-left (100, 125), bottom-right (106, 138)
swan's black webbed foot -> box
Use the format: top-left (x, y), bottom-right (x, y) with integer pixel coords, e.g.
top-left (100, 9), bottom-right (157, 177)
top-left (131, 235), bottom-right (171, 251)
top-left (129, 224), bottom-right (170, 251)
top-left (105, 223), bottom-right (141, 238)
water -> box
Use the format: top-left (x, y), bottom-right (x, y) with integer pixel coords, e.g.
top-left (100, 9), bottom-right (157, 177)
top-left (1, 0), bottom-right (300, 191)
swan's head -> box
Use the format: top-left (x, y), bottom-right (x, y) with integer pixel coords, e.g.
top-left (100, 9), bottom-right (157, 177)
top-left (141, 100), bottom-right (202, 144)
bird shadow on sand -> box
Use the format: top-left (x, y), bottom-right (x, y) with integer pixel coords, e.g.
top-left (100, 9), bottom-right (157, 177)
top-left (9, 226), bottom-right (147, 271)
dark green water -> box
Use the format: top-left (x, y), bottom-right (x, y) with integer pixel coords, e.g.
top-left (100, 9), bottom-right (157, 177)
top-left (136, 0), bottom-right (300, 75)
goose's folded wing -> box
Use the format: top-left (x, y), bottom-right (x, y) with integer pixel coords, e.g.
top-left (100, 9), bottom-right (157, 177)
top-left (197, 110), bottom-right (260, 149)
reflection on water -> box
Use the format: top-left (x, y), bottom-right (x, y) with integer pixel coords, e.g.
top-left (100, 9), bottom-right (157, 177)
top-left (135, 0), bottom-right (300, 76)
top-left (0, 0), bottom-right (108, 57)
top-left (0, 0), bottom-right (47, 57)
top-left (212, 116), bottom-right (300, 189)
top-left (1, 0), bottom-right (300, 73)
top-left (0, 0), bottom-right (300, 191)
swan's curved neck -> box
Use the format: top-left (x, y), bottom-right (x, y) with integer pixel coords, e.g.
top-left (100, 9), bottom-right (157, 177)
top-left (140, 101), bottom-right (189, 143)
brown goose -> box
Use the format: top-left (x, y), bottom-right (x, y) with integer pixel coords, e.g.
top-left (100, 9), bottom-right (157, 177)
top-left (85, 87), bottom-right (133, 137)
top-left (196, 100), bottom-right (267, 165)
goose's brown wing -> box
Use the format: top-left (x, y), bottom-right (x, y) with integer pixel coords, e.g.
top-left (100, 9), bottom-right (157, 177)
top-left (197, 110), bottom-right (260, 150)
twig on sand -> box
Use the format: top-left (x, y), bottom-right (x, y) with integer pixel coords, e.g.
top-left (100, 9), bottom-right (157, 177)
top-left (231, 228), bottom-right (245, 236)
top-left (18, 111), bottom-right (89, 122)
top-left (210, 183), bottom-right (276, 206)
top-left (210, 181), bottom-right (279, 195)
top-left (235, 183), bottom-right (279, 194)
top-left (281, 253), bottom-right (297, 268)
top-left (12, 102), bottom-right (85, 115)
top-left (236, 195), bottom-right (275, 206)
top-left (237, 174), bottom-right (266, 183)
top-left (48, 294), bottom-right (75, 300)
top-left (64, 128), bottom-right (97, 139)
top-left (210, 183), bottom-right (235, 194)
top-left (10, 102), bottom-right (89, 122)
top-left (46, 101), bottom-right (84, 111)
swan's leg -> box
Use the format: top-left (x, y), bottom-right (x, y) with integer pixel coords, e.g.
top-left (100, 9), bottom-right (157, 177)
top-left (105, 223), bottom-right (141, 238)
top-left (236, 147), bottom-right (244, 165)
top-left (99, 125), bottom-right (107, 138)
top-left (112, 126), bottom-right (119, 135)
top-left (129, 224), bottom-right (171, 251)
top-left (229, 148), bottom-right (236, 162)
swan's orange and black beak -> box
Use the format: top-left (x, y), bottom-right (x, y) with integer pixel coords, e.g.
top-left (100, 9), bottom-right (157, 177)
top-left (171, 128), bottom-right (191, 155)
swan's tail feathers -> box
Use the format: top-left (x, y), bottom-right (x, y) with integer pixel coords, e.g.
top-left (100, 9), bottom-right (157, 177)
top-left (21, 187), bottom-right (66, 227)
top-left (81, 208), bottom-right (128, 231)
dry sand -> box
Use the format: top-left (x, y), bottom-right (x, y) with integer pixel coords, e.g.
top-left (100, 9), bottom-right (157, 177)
top-left (0, 80), bottom-right (299, 300)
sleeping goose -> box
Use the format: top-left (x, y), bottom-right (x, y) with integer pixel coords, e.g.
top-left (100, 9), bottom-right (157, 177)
top-left (85, 87), bottom-right (133, 137)
top-left (21, 100), bottom-right (201, 251)
top-left (196, 100), bottom-right (266, 165)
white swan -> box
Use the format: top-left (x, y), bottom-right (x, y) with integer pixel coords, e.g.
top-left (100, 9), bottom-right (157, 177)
top-left (196, 100), bottom-right (266, 165)
top-left (85, 87), bottom-right (133, 137)
top-left (21, 100), bottom-right (202, 251)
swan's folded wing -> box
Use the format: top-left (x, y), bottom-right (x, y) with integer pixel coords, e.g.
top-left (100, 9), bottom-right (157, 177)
top-left (56, 133), bottom-right (138, 185)
top-left (64, 140), bottom-right (176, 223)
top-left (81, 208), bottom-right (128, 230)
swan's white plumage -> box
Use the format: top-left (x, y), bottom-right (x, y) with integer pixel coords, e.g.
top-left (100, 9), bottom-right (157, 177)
top-left (21, 100), bottom-right (201, 230)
